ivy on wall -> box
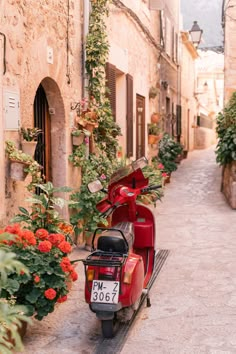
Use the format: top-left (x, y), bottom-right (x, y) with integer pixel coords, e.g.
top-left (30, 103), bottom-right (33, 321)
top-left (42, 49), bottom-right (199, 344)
top-left (69, 0), bottom-right (122, 236)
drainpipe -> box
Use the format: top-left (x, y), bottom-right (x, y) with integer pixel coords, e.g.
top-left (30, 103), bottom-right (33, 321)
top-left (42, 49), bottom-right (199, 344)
top-left (82, 0), bottom-right (90, 97)
top-left (0, 32), bottom-right (6, 75)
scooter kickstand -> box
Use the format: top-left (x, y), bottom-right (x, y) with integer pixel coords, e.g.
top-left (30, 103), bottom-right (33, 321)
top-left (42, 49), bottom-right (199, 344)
top-left (146, 294), bottom-right (151, 307)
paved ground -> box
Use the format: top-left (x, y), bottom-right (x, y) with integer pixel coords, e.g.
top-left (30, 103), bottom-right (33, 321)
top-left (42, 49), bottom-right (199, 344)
top-left (22, 146), bottom-right (236, 354)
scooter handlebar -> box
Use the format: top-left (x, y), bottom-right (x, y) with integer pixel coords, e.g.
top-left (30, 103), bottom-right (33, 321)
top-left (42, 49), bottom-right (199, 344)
top-left (141, 184), bottom-right (162, 193)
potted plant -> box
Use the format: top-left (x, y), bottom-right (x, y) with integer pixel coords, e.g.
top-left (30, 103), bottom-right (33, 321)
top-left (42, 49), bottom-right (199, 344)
top-left (20, 127), bottom-right (42, 157)
top-left (137, 164), bottom-right (163, 206)
top-left (0, 182), bottom-right (78, 322)
top-left (71, 128), bottom-right (90, 146)
top-left (149, 86), bottom-right (158, 99)
top-left (5, 141), bottom-right (43, 188)
top-left (157, 133), bottom-right (183, 175)
top-left (148, 123), bottom-right (161, 145)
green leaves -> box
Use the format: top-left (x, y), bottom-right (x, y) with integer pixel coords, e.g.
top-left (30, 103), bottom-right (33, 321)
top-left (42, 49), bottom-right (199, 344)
top-left (215, 92), bottom-right (236, 165)
top-left (0, 250), bottom-right (29, 287)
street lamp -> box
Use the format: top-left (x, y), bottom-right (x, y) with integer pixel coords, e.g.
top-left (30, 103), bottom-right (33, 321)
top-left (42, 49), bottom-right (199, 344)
top-left (189, 21), bottom-right (203, 48)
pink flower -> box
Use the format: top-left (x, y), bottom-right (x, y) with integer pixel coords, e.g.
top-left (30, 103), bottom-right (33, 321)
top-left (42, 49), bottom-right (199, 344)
top-left (100, 174), bottom-right (106, 180)
top-left (158, 163), bottom-right (164, 170)
top-left (162, 172), bottom-right (168, 178)
top-left (85, 137), bottom-right (89, 144)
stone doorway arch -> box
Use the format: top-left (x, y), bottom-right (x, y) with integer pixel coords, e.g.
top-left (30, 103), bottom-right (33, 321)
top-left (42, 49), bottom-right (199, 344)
top-left (34, 77), bottom-right (67, 188)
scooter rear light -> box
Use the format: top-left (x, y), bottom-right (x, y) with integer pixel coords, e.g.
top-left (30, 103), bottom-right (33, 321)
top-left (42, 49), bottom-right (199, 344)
top-left (123, 271), bottom-right (132, 284)
top-left (87, 269), bottom-right (95, 282)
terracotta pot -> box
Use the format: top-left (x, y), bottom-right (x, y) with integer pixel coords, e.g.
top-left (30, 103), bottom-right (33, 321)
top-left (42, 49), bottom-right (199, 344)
top-left (164, 173), bottom-right (171, 185)
top-left (21, 141), bottom-right (37, 157)
top-left (151, 113), bottom-right (160, 124)
top-left (10, 161), bottom-right (29, 181)
top-left (148, 134), bottom-right (159, 145)
top-left (86, 122), bottom-right (98, 133)
top-left (72, 133), bottom-right (84, 146)
top-left (183, 150), bottom-right (188, 159)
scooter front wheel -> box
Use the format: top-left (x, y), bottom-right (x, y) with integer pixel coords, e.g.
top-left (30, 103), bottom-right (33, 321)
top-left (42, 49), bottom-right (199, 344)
top-left (101, 319), bottom-right (115, 338)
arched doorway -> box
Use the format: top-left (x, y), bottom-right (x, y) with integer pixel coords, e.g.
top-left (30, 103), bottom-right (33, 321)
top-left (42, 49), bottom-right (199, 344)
top-left (34, 84), bottom-right (51, 182)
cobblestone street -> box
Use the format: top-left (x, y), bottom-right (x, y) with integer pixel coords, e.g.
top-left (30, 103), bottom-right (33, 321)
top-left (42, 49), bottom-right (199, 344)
top-left (22, 146), bottom-right (236, 354)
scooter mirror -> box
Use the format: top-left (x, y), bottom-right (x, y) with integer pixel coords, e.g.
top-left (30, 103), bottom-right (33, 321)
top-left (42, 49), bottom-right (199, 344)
top-left (132, 156), bottom-right (148, 171)
top-left (88, 180), bottom-right (103, 193)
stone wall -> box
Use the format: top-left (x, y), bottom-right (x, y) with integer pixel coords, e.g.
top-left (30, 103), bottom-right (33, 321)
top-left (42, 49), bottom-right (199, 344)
top-left (222, 162), bottom-right (236, 209)
top-left (194, 127), bottom-right (216, 150)
top-left (1, 0), bottom-right (82, 223)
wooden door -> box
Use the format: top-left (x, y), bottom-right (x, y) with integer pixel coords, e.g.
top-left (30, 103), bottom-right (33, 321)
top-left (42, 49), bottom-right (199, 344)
top-left (34, 84), bottom-right (51, 182)
top-left (136, 95), bottom-right (145, 159)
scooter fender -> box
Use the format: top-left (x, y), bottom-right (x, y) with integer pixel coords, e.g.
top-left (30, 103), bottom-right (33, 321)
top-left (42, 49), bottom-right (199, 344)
top-left (120, 253), bottom-right (145, 307)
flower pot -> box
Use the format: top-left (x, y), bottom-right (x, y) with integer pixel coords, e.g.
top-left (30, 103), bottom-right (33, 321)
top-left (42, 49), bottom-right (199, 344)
top-left (148, 134), bottom-right (159, 145)
top-left (164, 173), bottom-right (171, 185)
top-left (21, 141), bottom-right (37, 157)
top-left (183, 150), bottom-right (188, 159)
top-left (85, 122), bottom-right (97, 133)
top-left (151, 113), bottom-right (160, 124)
top-left (10, 161), bottom-right (29, 181)
top-left (72, 133), bottom-right (84, 146)
top-left (175, 154), bottom-right (183, 164)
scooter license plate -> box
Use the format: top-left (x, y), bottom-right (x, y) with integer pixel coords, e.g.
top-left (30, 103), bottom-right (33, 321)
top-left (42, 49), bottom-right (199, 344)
top-left (91, 280), bottom-right (119, 304)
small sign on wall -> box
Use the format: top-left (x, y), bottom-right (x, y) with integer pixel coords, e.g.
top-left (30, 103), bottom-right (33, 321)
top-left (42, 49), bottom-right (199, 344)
top-left (3, 90), bottom-right (20, 130)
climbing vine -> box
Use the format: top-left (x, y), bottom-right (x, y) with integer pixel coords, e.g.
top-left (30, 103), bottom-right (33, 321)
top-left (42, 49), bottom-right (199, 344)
top-left (69, 0), bottom-right (122, 237)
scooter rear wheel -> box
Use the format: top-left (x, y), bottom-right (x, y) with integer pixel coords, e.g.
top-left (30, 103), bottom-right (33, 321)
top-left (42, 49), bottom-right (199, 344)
top-left (101, 319), bottom-right (115, 338)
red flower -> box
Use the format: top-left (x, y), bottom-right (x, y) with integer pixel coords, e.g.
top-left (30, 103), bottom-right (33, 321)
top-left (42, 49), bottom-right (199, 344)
top-left (162, 172), bottom-right (168, 178)
top-left (4, 224), bottom-right (21, 235)
top-left (57, 295), bottom-right (68, 303)
top-left (34, 275), bottom-right (40, 283)
top-left (21, 229), bottom-right (37, 246)
top-left (70, 270), bottom-right (78, 282)
top-left (38, 240), bottom-right (52, 253)
top-left (158, 163), bottom-right (164, 169)
top-left (44, 288), bottom-right (57, 300)
top-left (35, 229), bottom-right (49, 240)
top-left (20, 270), bottom-right (25, 275)
top-left (60, 257), bottom-right (73, 272)
top-left (58, 241), bottom-right (72, 253)
top-left (48, 233), bottom-right (65, 246)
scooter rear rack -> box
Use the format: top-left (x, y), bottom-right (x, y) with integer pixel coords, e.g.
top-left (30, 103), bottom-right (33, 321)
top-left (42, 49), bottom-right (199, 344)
top-left (83, 250), bottom-right (127, 268)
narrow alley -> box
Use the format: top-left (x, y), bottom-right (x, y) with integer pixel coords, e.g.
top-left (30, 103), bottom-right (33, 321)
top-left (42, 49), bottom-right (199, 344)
top-left (21, 146), bottom-right (236, 354)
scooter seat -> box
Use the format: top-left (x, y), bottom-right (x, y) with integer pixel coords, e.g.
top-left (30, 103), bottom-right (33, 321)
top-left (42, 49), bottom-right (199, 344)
top-left (97, 222), bottom-right (134, 254)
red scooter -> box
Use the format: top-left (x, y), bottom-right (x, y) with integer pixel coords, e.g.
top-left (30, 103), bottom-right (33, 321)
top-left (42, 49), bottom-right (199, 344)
top-left (82, 157), bottom-right (162, 338)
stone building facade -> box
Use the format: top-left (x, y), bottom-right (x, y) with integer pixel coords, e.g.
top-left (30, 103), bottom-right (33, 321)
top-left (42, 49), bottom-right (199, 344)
top-left (223, 0), bottom-right (236, 102)
top-left (1, 0), bottom-right (83, 224)
top-left (0, 0), bottom-right (165, 224)
top-left (221, 0), bottom-right (236, 208)
top-left (180, 31), bottom-right (198, 152)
